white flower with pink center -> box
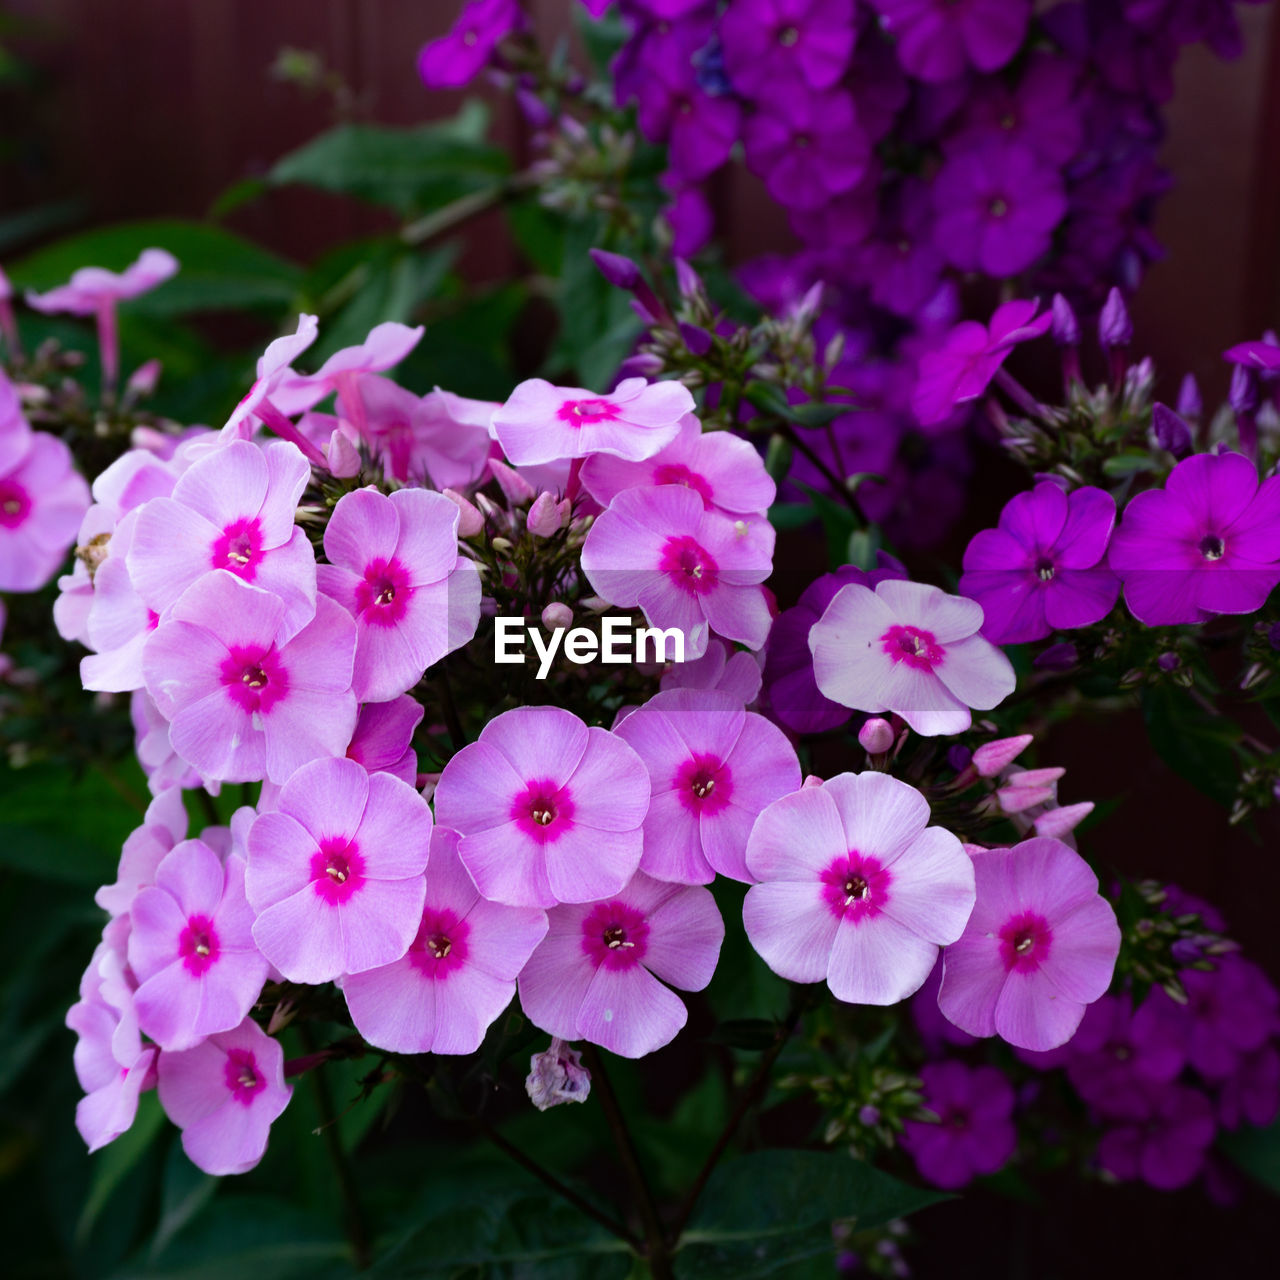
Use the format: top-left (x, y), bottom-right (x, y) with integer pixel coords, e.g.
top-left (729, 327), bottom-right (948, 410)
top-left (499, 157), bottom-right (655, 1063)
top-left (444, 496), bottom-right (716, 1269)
top-left (743, 772), bottom-right (976, 1005)
top-left (614, 688), bottom-right (801, 884)
top-left (342, 828), bottom-right (547, 1054)
top-left (433, 705), bottom-right (651, 908)
top-left (581, 486), bottom-right (775, 660)
top-left (317, 487), bottom-right (481, 702)
top-left (809, 579), bottom-right (1015, 736)
top-left (246, 755), bottom-right (432, 983)
top-left (517, 872), bottom-right (724, 1059)
top-left (490, 376), bottom-right (694, 466)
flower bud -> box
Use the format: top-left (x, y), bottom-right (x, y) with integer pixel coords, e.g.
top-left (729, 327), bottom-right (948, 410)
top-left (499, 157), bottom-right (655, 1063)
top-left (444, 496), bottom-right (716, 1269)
top-left (489, 458), bottom-right (536, 506)
top-left (527, 491), bottom-right (569, 537)
top-left (126, 358), bottom-right (162, 397)
top-left (679, 321), bottom-right (713, 356)
top-left (1033, 800), bottom-right (1093, 839)
top-left (1099, 287), bottom-right (1132, 349)
top-left (541, 601), bottom-right (573, 630)
top-left (526, 1038), bottom-right (591, 1111)
top-left (1050, 293), bottom-right (1079, 346)
top-left (1176, 373), bottom-right (1202, 421)
top-left (997, 766), bottom-right (1065, 813)
top-left (1230, 364), bottom-right (1259, 417)
top-left (442, 488), bottom-right (484, 537)
top-left (589, 248), bottom-right (641, 291)
top-left (1033, 642), bottom-right (1078, 671)
top-left (801, 774), bottom-right (824, 789)
top-left (325, 428), bottom-right (362, 478)
top-left (1151, 404), bottom-right (1192, 457)
top-left (674, 257), bottom-right (705, 302)
top-left (973, 734), bottom-right (1033, 777)
top-left (858, 718), bottom-right (894, 754)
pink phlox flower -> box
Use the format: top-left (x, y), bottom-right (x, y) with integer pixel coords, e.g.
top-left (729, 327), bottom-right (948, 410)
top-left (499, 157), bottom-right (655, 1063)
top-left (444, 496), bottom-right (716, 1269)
top-left (517, 871), bottom-right (724, 1059)
top-left (246, 755), bottom-right (432, 982)
top-left (913, 298), bottom-right (1052, 426)
top-left (342, 827), bottom-right (547, 1054)
top-left (581, 485), bottom-right (775, 660)
top-left (96, 787), bottom-right (189, 916)
top-left (220, 314), bottom-right (319, 442)
top-left (345, 694), bottom-right (424, 786)
top-left (614, 688), bottom-right (801, 884)
top-left (128, 837), bottom-right (268, 1050)
top-left (937, 836), bottom-right (1120, 1051)
top-left (810, 578), bottom-right (1016, 736)
top-left (743, 771), bottom-right (976, 1004)
top-left (434, 705), bottom-right (650, 908)
top-left (24, 248), bottom-right (177, 315)
top-left (318, 487), bottom-right (480, 702)
top-left (660, 635), bottom-right (763, 705)
top-left (156, 1015), bottom-right (292, 1176)
top-left (142, 570), bottom-right (357, 785)
top-left (130, 689), bottom-right (207, 796)
top-left (579, 414), bottom-right (776, 519)
top-left (491, 377), bottom-right (693, 466)
top-left (128, 439), bottom-right (317, 634)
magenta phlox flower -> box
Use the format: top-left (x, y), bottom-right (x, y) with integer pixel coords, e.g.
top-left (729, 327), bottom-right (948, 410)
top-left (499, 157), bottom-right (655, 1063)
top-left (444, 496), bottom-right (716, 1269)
top-left (128, 439), bottom-right (316, 633)
top-left (247, 756), bottom-right (432, 982)
top-left (615, 688), bottom-right (801, 884)
top-left (744, 772), bottom-right (975, 1004)
top-left (96, 787), bottom-right (189, 916)
top-left (1095, 1083), bottom-right (1216, 1190)
top-left (912, 957), bottom-right (977, 1051)
top-left (959, 481), bottom-right (1119, 644)
top-left (857, 179), bottom-right (947, 318)
top-left (1179, 956), bottom-right (1279, 1079)
top-left (491, 377), bottom-right (693, 466)
top-left (582, 486), bottom-right (775, 660)
top-left (720, 0), bottom-right (857, 98)
top-left (580, 414), bottom-right (776, 519)
top-left (25, 248), bottom-right (177, 316)
top-left (1108, 451), bottom-right (1280, 625)
top-left (517, 871), bottom-right (724, 1058)
top-left (142, 571), bottom-right (356, 785)
top-left (937, 837), bottom-right (1120, 1051)
top-left (810, 579), bottom-right (1016, 736)
top-left (342, 827), bottom-right (547, 1054)
top-left (345, 694), bottom-right (424, 785)
top-left (434, 705), bottom-right (650, 907)
top-left (418, 0), bottom-right (521, 89)
top-left (128, 838), bottom-right (268, 1050)
top-left (1218, 1045), bottom-right (1280, 1131)
top-left (156, 1016), bottom-right (291, 1176)
top-left (902, 1061), bottom-right (1017, 1188)
top-left (912, 298), bottom-right (1052, 426)
top-left (1224, 336), bottom-right (1280, 373)
top-left (871, 0), bottom-right (1031, 81)
top-left (317, 487), bottom-right (481, 701)
top-left (660, 636), bottom-right (763, 706)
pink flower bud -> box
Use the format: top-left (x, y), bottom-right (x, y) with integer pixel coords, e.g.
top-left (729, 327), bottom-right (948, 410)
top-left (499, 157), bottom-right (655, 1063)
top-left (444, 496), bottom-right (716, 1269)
top-left (541, 602), bottom-right (573, 630)
top-left (858, 717), bottom-right (895, 754)
top-left (972, 734), bottom-right (1033, 777)
top-left (996, 766), bottom-right (1065, 813)
top-left (1033, 801), bottom-right (1094, 839)
top-left (489, 458), bottom-right (536, 506)
top-left (126, 358), bottom-right (162, 396)
top-left (527, 491), bottom-right (569, 537)
top-left (526, 1038), bottom-right (591, 1111)
top-left (801, 774), bottom-right (824, 789)
top-left (325, 428), bottom-right (362, 478)
top-left (442, 488), bottom-right (484, 537)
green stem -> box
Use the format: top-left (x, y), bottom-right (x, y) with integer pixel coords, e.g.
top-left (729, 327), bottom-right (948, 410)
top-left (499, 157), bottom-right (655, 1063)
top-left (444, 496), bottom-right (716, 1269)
top-left (194, 787), bottom-right (220, 827)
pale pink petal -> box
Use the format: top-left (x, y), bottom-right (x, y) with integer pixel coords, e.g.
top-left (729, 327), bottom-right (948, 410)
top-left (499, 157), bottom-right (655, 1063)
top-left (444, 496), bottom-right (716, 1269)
top-left (879, 826), bottom-right (975, 944)
top-left (643, 884), bottom-right (724, 991)
top-left (577, 963), bottom-right (687, 1057)
top-left (994, 972), bottom-right (1086, 1051)
top-left (743, 879), bottom-right (839, 983)
top-left (822, 772), bottom-right (931, 865)
top-left (745, 787), bottom-right (846, 881)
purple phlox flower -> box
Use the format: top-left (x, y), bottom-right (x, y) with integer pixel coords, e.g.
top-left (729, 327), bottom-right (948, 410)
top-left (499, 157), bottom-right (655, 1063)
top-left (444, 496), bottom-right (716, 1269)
top-left (492, 377), bottom-right (693, 466)
top-left (1121, 0), bottom-right (1243, 58)
top-left (846, 19), bottom-right (909, 142)
top-left (613, 7), bottom-right (716, 109)
top-left (959, 481), bottom-right (1120, 645)
top-left (128, 837), bottom-right (268, 1051)
top-left (582, 486), bottom-right (775, 660)
top-left (720, 0), bottom-right (857, 99)
top-left (870, 0), bottom-right (1031, 81)
top-left (857, 179), bottom-right (946, 317)
top-left (614, 687), bottom-right (801, 884)
top-left (1096, 1083), bottom-right (1216, 1191)
top-left (789, 165), bottom-right (881, 250)
top-left (911, 956), bottom-right (977, 1051)
top-left (1218, 1045), bottom-right (1280, 1131)
top-left (130, 690), bottom-right (205, 796)
top-left (318, 487), bottom-right (480, 702)
top-left (345, 695), bottom-right (424, 786)
top-left (938, 837), bottom-right (1120, 1052)
top-left (142, 570), bottom-right (357, 785)
top-left (902, 1061), bottom-right (1017, 1188)
top-left (526, 1037), bottom-right (592, 1110)
top-left (1177, 373), bottom-right (1204, 421)
top-left (246, 755), bottom-right (432, 982)
top-left (744, 771), bottom-right (975, 1004)
top-left (660, 635), bottom-right (763, 706)
top-left (418, 0), bottom-right (522, 89)
top-left (762, 557), bottom-right (907, 736)
top-left (433, 705), bottom-right (650, 907)
top-left (580, 414), bottom-right (776, 519)
top-left (932, 141), bottom-right (1067, 278)
top-left (342, 827), bottom-right (547, 1054)
top-left (1152, 403), bottom-right (1193, 457)
top-left (220, 314), bottom-right (319, 446)
top-left (810, 578), bottom-right (1016, 737)
top-left (912, 297), bottom-right (1053, 427)
top-left (1108, 451), bottom-right (1280, 626)
top-left (1224, 335), bottom-right (1280, 373)
top-left (518, 871), bottom-right (724, 1059)
top-left (95, 787), bottom-right (189, 916)
top-left (1179, 955), bottom-right (1279, 1079)
top-left (156, 1015), bottom-right (291, 1176)
top-left (743, 86), bottom-right (871, 212)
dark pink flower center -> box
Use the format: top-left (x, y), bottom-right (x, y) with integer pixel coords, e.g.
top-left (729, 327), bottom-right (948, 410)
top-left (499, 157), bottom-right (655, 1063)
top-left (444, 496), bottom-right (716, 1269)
top-left (0, 479), bottom-right (30, 528)
top-left (309, 838), bottom-right (366, 905)
top-left (674, 752), bottom-right (733, 816)
top-left (581, 900), bottom-right (650, 971)
top-left (211, 516), bottom-right (265, 580)
top-left (409, 908), bottom-right (470, 979)
top-left (179, 913), bottom-right (221, 976)
top-left (220, 644), bottom-right (290, 714)
top-left (652, 463), bottom-right (714, 507)
top-left (354, 556), bottom-right (413, 626)
top-left (511, 778), bottom-right (576, 844)
top-left (224, 1048), bottom-right (266, 1105)
top-left (659, 533), bottom-right (718, 596)
top-left (998, 910), bottom-right (1053, 973)
top-left (821, 852), bottom-right (892, 923)
top-left (557, 397), bottom-right (620, 426)
top-left (880, 624), bottom-right (944, 671)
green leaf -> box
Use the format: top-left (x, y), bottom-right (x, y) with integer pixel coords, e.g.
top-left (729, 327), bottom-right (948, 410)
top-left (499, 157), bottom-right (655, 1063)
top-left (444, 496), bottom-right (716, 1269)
top-left (1140, 685), bottom-right (1243, 809)
top-left (1221, 1121), bottom-right (1280, 1194)
top-left (675, 1150), bottom-right (947, 1279)
top-left (149, 1140), bottom-right (220, 1260)
top-left (707, 1019), bottom-right (783, 1052)
top-left (76, 1092), bottom-right (168, 1247)
top-left (0, 199), bottom-right (86, 254)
